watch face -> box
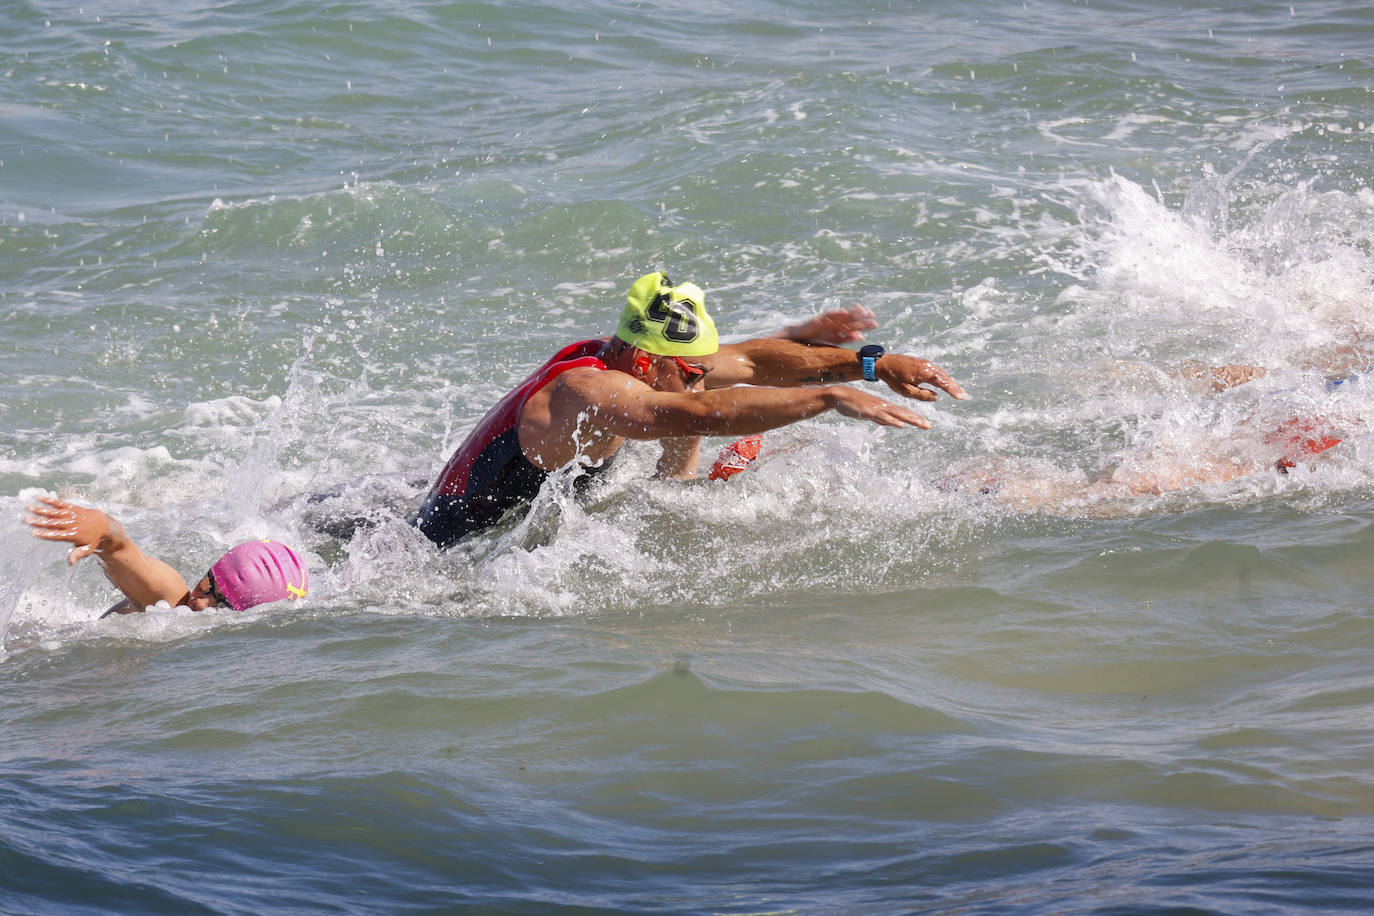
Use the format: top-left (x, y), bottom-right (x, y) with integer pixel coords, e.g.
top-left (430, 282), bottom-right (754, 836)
top-left (859, 344), bottom-right (885, 358)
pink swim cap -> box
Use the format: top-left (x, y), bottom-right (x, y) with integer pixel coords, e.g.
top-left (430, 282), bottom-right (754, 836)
top-left (209, 540), bottom-right (310, 611)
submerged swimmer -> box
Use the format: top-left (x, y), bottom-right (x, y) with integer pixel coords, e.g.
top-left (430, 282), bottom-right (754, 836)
top-left (935, 360), bottom-right (1360, 510)
top-left (1176, 358), bottom-right (1365, 472)
top-left (24, 495), bottom-right (309, 618)
top-left (705, 357), bottom-right (1361, 512)
top-left (412, 273), bottom-right (966, 549)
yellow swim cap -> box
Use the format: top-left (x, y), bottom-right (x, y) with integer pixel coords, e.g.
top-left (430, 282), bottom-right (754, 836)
top-left (615, 272), bottom-right (719, 357)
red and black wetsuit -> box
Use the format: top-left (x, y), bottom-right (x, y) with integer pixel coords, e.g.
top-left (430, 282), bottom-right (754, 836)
top-left (413, 340), bottom-right (611, 549)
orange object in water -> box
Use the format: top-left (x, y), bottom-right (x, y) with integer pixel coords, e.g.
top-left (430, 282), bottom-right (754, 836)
top-left (708, 435), bottom-right (763, 481)
top-left (1265, 417), bottom-right (1342, 469)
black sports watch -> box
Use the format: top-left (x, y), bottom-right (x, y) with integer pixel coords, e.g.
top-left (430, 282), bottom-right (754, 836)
top-left (858, 344), bottom-right (885, 382)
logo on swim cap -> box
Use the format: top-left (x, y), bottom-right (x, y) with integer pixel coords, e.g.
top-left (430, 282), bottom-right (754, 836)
top-left (615, 272), bottom-right (719, 357)
top-left (209, 539), bottom-right (310, 611)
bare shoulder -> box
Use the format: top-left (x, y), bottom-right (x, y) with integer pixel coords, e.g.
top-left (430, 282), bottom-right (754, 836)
top-left (549, 364), bottom-right (640, 404)
top-left (520, 364), bottom-right (641, 469)
top-left (523, 363), bottom-right (644, 434)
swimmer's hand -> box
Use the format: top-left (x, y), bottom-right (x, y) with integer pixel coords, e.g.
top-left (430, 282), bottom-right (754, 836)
top-left (775, 304), bottom-right (878, 346)
top-left (830, 386), bottom-right (931, 429)
top-left (1176, 361), bottom-right (1269, 391)
top-left (874, 354), bottom-right (969, 402)
top-left (23, 495), bottom-right (121, 565)
top-left (25, 494), bottom-right (191, 612)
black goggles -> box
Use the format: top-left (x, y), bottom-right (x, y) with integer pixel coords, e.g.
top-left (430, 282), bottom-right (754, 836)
top-left (205, 570), bottom-right (231, 607)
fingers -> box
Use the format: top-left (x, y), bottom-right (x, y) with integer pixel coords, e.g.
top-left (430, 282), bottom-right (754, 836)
top-left (33, 495), bottom-right (75, 512)
top-left (880, 358), bottom-right (969, 401)
top-left (25, 513), bottom-right (77, 536)
top-left (24, 496), bottom-right (83, 544)
top-left (24, 510), bottom-right (77, 532)
top-left (908, 362), bottom-right (967, 400)
top-left (866, 404), bottom-right (930, 429)
top-left (839, 306), bottom-right (877, 330)
top-left (833, 388), bottom-right (932, 429)
top-left (930, 371), bottom-right (968, 401)
top-left (891, 383), bottom-right (939, 402)
top-left (836, 305), bottom-right (878, 334)
top-left (796, 305), bottom-right (881, 346)
top-left (883, 405), bottom-right (931, 429)
top-left (28, 525), bottom-right (77, 540)
top-left (68, 544), bottom-right (94, 565)
top-left (25, 499), bottom-right (80, 540)
top-left (26, 496), bottom-right (72, 519)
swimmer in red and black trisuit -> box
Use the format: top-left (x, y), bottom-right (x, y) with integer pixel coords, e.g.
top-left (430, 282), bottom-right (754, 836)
top-left (413, 272), bottom-right (967, 549)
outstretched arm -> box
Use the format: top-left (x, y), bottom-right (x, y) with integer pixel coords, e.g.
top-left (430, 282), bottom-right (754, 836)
top-left (707, 338), bottom-right (967, 402)
top-left (565, 370), bottom-right (931, 440)
top-left (771, 304), bottom-right (878, 346)
top-left (1175, 337), bottom-right (1374, 391)
top-left (24, 496), bottom-right (191, 612)
top-left (1175, 361), bottom-right (1270, 391)
top-left (656, 306), bottom-right (883, 479)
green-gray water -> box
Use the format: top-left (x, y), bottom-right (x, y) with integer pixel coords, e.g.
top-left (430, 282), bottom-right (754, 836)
top-left (4, 1), bottom-right (1374, 911)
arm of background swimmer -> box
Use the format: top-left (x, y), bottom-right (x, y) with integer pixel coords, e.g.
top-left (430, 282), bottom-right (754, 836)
top-left (769, 304), bottom-right (878, 346)
top-left (706, 338), bottom-right (967, 402)
top-left (24, 496), bottom-right (192, 611)
top-left (1175, 362), bottom-right (1270, 391)
top-left (562, 370), bottom-right (932, 440)
top-left (655, 436), bottom-right (702, 480)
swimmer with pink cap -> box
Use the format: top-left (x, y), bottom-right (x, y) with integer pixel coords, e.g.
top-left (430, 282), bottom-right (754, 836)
top-left (23, 495), bottom-right (309, 618)
top-left (203, 539), bottom-right (310, 611)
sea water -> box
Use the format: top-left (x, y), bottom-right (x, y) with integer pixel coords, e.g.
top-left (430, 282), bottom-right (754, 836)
top-left (3, 1), bottom-right (1374, 912)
